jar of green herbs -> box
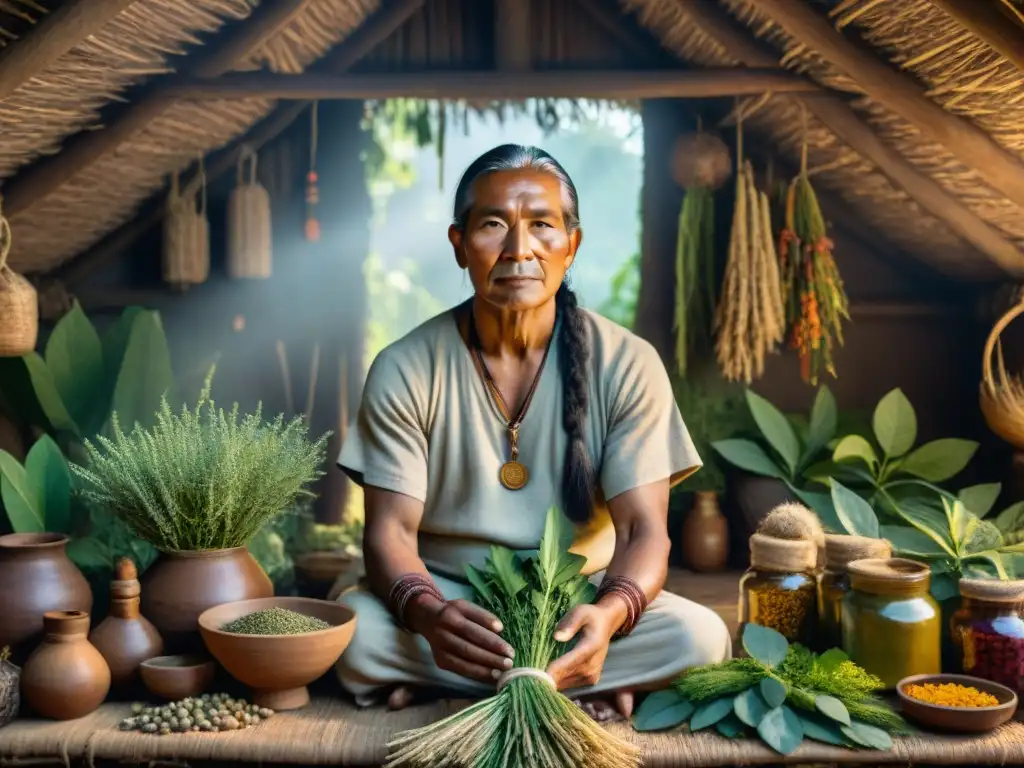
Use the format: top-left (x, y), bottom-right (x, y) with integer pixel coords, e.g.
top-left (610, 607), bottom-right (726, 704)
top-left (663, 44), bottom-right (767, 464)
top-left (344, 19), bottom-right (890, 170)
top-left (842, 558), bottom-right (940, 689)
top-left (738, 533), bottom-right (818, 646)
top-left (819, 535), bottom-right (892, 651)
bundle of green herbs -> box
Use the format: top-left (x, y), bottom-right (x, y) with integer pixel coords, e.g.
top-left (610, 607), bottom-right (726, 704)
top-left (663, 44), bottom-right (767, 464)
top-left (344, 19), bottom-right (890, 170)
top-left (71, 369), bottom-right (330, 552)
top-left (385, 509), bottom-right (641, 768)
top-left (673, 185), bottom-right (716, 377)
top-left (633, 624), bottom-right (908, 755)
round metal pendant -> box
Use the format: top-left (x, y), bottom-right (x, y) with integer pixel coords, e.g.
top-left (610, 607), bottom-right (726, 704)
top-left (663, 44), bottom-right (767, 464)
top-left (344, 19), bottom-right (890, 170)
top-left (499, 461), bottom-right (529, 491)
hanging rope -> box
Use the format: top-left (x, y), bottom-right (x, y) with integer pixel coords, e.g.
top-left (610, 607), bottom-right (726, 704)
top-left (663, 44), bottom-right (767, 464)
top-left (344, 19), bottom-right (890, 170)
top-left (305, 101), bottom-right (321, 243)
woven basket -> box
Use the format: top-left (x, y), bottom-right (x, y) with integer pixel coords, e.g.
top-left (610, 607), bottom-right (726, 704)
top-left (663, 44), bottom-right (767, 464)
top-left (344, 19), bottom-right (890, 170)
top-left (162, 171), bottom-right (210, 286)
top-left (227, 148), bottom-right (272, 280)
top-left (670, 131), bottom-right (732, 190)
top-left (0, 206), bottom-right (38, 357)
top-left (980, 299), bottom-right (1024, 450)
top-left (0, 648), bottom-right (19, 728)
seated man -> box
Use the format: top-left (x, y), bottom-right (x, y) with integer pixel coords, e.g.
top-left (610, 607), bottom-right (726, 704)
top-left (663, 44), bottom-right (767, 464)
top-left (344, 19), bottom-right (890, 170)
top-left (336, 143), bottom-right (731, 720)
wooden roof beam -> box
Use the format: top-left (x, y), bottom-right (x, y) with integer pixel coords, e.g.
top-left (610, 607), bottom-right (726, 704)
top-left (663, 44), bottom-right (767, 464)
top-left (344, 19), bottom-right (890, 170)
top-left (927, 0), bottom-right (1024, 75)
top-left (0, 0), bottom-right (141, 103)
top-left (753, 0), bottom-right (1024, 211)
top-left (679, 0), bottom-right (1024, 276)
top-left (0, 0), bottom-right (314, 217)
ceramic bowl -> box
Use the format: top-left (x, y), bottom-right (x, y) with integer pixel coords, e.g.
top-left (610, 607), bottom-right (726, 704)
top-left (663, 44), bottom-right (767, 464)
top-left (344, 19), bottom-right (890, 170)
top-left (197, 596), bottom-right (356, 711)
top-left (896, 673), bottom-right (1018, 733)
top-left (139, 654), bottom-right (216, 701)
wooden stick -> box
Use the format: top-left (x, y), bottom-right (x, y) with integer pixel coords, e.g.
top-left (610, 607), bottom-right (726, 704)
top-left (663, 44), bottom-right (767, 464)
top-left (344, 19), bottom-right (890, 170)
top-left (683, 0), bottom-right (1024, 276)
top-left (926, 0), bottom-right (1024, 75)
top-left (168, 68), bottom-right (821, 100)
top-left (0, 0), bottom-right (141, 103)
top-left (754, 0), bottom-right (1024, 210)
top-left (305, 343), bottom-right (321, 424)
top-left (275, 341), bottom-right (295, 416)
top-left (494, 0), bottom-right (531, 71)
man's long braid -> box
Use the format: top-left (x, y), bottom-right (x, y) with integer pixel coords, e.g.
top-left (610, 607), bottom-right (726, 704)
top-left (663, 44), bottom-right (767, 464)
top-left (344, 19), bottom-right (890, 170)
top-left (556, 283), bottom-right (595, 523)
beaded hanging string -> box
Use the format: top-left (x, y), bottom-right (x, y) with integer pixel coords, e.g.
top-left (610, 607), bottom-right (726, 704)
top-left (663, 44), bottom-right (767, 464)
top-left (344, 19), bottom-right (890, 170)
top-left (305, 101), bottom-right (320, 243)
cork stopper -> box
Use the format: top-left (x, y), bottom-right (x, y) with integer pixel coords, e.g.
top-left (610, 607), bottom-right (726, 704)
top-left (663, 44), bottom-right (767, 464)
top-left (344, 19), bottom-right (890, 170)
top-left (848, 557), bottom-right (930, 596)
top-left (115, 557), bottom-right (137, 581)
top-left (758, 503), bottom-right (825, 550)
top-left (824, 534), bottom-right (892, 570)
top-left (749, 533), bottom-right (817, 572)
top-left (959, 577), bottom-right (1024, 603)
top-left (109, 557), bottom-right (141, 609)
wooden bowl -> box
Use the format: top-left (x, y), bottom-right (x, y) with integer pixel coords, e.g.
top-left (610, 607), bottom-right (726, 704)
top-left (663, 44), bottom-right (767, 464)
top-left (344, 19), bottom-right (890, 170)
top-left (897, 674), bottom-right (1019, 733)
top-left (295, 551), bottom-right (355, 583)
top-left (139, 654), bottom-right (216, 701)
top-left (198, 597), bottom-right (356, 711)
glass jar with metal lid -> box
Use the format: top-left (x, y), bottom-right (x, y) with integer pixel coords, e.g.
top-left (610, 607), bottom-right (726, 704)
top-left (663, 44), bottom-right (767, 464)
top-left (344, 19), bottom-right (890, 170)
top-left (819, 534), bottom-right (892, 651)
top-left (738, 533), bottom-right (818, 646)
top-left (842, 558), bottom-right (941, 689)
top-left (950, 578), bottom-right (1024, 694)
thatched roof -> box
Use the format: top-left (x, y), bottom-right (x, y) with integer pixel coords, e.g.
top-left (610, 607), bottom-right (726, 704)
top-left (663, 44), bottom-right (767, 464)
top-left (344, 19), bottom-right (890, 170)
top-left (1, 0), bottom-right (1024, 281)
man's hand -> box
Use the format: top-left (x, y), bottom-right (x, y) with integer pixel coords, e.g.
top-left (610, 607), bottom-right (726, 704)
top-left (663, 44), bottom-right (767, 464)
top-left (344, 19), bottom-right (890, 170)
top-left (407, 597), bottom-right (516, 684)
top-left (545, 603), bottom-right (620, 690)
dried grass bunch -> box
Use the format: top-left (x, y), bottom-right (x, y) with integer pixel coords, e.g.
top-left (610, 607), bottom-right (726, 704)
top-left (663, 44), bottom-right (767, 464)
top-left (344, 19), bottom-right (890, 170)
top-left (0, 646), bottom-right (19, 728)
top-left (71, 369), bottom-right (329, 552)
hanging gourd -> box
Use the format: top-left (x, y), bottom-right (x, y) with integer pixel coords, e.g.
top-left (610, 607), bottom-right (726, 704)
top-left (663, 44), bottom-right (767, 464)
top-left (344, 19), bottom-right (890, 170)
top-left (305, 101), bottom-right (320, 243)
top-left (162, 161), bottom-right (210, 286)
top-left (226, 146), bottom-right (272, 279)
top-left (0, 195), bottom-right (38, 357)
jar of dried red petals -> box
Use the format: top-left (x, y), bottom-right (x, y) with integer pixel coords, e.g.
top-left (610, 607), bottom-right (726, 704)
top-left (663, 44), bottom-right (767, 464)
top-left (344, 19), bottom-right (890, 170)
top-left (951, 578), bottom-right (1024, 695)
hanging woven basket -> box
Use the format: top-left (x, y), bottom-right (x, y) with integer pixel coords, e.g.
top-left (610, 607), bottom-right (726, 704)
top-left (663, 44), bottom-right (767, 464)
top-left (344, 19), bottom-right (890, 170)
top-left (0, 203), bottom-right (38, 357)
top-left (980, 298), bottom-right (1024, 450)
top-left (162, 170), bottom-right (210, 286)
top-left (670, 131), bottom-right (733, 191)
top-left (227, 147), bottom-right (272, 279)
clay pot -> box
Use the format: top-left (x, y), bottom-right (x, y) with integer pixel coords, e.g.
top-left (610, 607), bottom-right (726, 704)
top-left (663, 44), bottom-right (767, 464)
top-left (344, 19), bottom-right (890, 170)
top-left (731, 473), bottom-right (795, 537)
top-left (682, 491), bottom-right (729, 572)
top-left (20, 611), bottom-right (110, 720)
top-left (139, 654), bottom-right (215, 701)
top-left (89, 558), bottom-right (163, 691)
top-left (0, 533), bottom-right (93, 663)
top-left (141, 547), bottom-right (273, 653)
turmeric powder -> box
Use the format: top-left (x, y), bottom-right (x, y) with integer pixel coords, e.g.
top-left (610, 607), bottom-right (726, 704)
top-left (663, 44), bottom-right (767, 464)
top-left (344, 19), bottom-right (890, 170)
top-left (904, 682), bottom-right (999, 708)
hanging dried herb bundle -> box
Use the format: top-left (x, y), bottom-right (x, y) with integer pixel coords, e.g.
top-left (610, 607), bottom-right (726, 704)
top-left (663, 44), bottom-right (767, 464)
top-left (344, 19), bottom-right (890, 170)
top-left (385, 509), bottom-right (641, 768)
top-left (674, 186), bottom-right (716, 376)
top-left (778, 155), bottom-right (849, 385)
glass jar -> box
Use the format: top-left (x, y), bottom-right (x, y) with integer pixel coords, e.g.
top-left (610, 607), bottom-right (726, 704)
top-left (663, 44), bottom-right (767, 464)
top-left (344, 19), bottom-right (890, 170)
top-left (842, 558), bottom-right (940, 689)
top-left (819, 535), bottom-right (892, 651)
top-left (950, 578), bottom-right (1024, 695)
top-left (738, 534), bottom-right (818, 646)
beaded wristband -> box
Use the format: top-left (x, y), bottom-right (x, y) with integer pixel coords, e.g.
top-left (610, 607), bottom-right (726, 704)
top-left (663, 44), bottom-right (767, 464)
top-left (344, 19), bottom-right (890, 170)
top-left (388, 573), bottom-right (445, 632)
top-left (596, 576), bottom-right (648, 638)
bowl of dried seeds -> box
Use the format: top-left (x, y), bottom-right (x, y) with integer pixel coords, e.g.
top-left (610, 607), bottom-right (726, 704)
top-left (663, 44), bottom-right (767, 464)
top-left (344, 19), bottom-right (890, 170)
top-left (198, 597), bottom-right (356, 711)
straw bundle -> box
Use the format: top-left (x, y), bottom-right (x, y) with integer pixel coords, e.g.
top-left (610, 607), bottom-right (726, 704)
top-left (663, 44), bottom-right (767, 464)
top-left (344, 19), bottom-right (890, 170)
top-left (0, 199), bottom-right (38, 357)
top-left (980, 300), bottom-right (1024, 450)
top-left (227, 148), bottom-right (272, 280)
top-left (162, 171), bottom-right (210, 286)
top-left (0, 647), bottom-right (19, 728)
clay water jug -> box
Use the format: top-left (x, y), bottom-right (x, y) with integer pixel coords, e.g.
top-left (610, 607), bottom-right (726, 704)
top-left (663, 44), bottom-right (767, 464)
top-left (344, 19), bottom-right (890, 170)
top-left (21, 610), bottom-right (110, 719)
top-left (0, 533), bottom-right (92, 663)
top-left (90, 558), bottom-right (164, 691)
top-left (682, 491), bottom-right (729, 572)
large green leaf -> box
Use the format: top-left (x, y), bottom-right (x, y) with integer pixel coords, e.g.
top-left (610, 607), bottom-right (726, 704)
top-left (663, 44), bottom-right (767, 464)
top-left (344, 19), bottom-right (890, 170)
top-left (44, 301), bottom-right (106, 437)
top-left (885, 493), bottom-right (956, 554)
top-left (757, 705), bottom-right (804, 755)
top-left (832, 435), bottom-right (880, 471)
top-left (872, 389), bottom-right (917, 459)
top-left (815, 695), bottom-right (851, 726)
top-left (742, 623), bottom-right (788, 668)
top-left (712, 439), bottom-right (786, 480)
top-left (690, 696), bottom-right (736, 731)
top-left (110, 310), bottom-right (174, 432)
top-left (65, 537), bottom-right (112, 571)
top-left (830, 480), bottom-right (880, 538)
top-left (899, 439), bottom-right (978, 483)
top-left (995, 501), bottom-right (1024, 535)
top-left (760, 677), bottom-right (787, 708)
top-left (804, 386), bottom-right (838, 463)
top-left (488, 546), bottom-right (527, 597)
top-left (24, 435), bottom-right (71, 535)
top-left (0, 450), bottom-right (44, 532)
top-left (746, 390), bottom-right (800, 476)
top-left (798, 713), bottom-right (849, 747)
top-left (22, 352), bottom-right (78, 435)
top-left (930, 572), bottom-right (961, 602)
top-left (632, 690), bottom-right (694, 732)
top-left (959, 484), bottom-right (1002, 519)
top-left (789, 486), bottom-right (843, 534)
top-left (102, 306), bottom-right (145, 380)
top-left (840, 721), bottom-right (892, 750)
top-left (880, 525), bottom-right (949, 557)
top-left (734, 687), bottom-right (771, 728)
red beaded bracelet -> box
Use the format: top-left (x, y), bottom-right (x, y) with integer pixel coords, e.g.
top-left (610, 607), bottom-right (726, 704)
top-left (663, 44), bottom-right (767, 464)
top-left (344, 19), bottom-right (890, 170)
top-left (596, 576), bottom-right (648, 638)
top-left (388, 573), bottom-right (445, 632)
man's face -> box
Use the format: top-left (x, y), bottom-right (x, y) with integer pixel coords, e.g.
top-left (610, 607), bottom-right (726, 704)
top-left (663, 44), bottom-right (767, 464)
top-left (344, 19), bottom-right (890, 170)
top-left (449, 169), bottom-right (581, 312)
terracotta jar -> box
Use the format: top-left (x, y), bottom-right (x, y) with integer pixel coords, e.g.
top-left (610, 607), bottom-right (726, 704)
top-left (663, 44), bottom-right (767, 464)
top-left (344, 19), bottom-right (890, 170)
top-left (90, 558), bottom-right (164, 691)
top-left (21, 611), bottom-right (110, 720)
top-left (0, 533), bottom-right (92, 663)
top-left (682, 491), bottom-right (729, 572)
top-left (141, 548), bottom-right (273, 652)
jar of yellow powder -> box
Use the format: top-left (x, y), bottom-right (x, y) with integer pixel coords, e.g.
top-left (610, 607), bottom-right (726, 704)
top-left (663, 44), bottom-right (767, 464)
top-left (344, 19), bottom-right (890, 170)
top-left (819, 535), bottom-right (892, 651)
top-left (843, 558), bottom-right (941, 689)
top-left (738, 533), bottom-right (818, 646)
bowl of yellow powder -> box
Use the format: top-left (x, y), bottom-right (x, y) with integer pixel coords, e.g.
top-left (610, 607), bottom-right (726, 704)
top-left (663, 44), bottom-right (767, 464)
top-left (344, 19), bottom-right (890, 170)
top-left (897, 674), bottom-right (1018, 733)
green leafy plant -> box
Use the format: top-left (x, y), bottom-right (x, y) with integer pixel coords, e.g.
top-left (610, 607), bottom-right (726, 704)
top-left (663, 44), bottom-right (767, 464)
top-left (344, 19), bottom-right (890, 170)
top-left (674, 372), bottom-right (749, 494)
top-left (70, 369), bottom-right (330, 552)
top-left (385, 508), bottom-right (641, 768)
top-left (632, 624), bottom-right (906, 755)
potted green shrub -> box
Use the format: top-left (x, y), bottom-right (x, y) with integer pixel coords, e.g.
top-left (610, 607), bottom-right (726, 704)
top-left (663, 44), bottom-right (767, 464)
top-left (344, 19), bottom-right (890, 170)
top-left (71, 370), bottom-right (329, 652)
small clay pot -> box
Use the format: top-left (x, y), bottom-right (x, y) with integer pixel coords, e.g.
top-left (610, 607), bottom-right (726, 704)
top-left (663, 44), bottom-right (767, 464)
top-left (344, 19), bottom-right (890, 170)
top-left (139, 655), bottom-right (215, 701)
top-left (0, 533), bottom-right (93, 663)
top-left (732, 474), bottom-right (795, 537)
top-left (682, 491), bottom-right (729, 572)
top-left (20, 611), bottom-right (110, 720)
top-left (141, 547), bottom-right (273, 653)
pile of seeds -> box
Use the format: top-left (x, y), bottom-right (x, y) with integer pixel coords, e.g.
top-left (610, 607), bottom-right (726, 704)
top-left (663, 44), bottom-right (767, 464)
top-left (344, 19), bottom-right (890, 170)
top-left (119, 693), bottom-right (274, 736)
top-left (222, 606), bottom-right (331, 635)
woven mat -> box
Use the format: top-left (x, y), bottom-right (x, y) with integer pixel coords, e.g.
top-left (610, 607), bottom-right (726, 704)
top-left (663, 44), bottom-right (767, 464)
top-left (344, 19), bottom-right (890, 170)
top-left (1, 697), bottom-right (1023, 766)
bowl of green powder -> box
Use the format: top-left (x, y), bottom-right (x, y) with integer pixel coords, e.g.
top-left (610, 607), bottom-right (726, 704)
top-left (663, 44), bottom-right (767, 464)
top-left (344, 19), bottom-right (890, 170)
top-left (198, 597), bottom-right (356, 711)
